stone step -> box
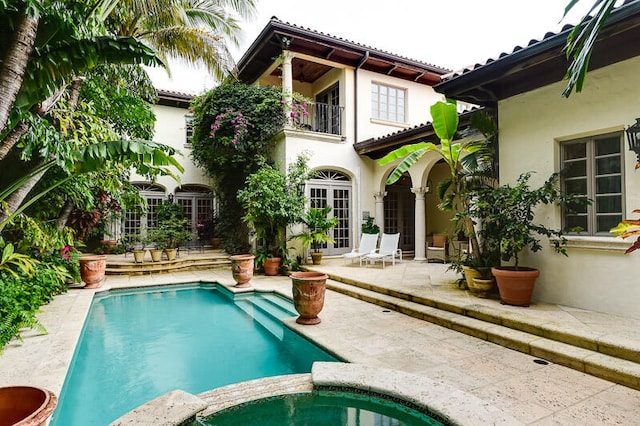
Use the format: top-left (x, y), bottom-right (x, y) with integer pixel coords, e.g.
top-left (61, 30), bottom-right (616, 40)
top-left (106, 256), bottom-right (231, 275)
top-left (325, 279), bottom-right (640, 391)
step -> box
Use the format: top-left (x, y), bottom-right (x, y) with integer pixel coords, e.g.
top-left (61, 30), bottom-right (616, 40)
top-left (326, 279), bottom-right (640, 390)
top-left (106, 259), bottom-right (231, 275)
top-left (319, 271), bottom-right (640, 366)
top-left (234, 298), bottom-right (287, 340)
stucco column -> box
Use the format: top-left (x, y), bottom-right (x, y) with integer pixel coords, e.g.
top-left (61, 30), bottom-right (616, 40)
top-left (411, 187), bottom-right (427, 262)
top-left (373, 191), bottom-right (386, 231)
top-left (281, 50), bottom-right (294, 128)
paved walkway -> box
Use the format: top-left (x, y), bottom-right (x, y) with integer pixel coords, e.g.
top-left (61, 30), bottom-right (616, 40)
top-left (1, 257), bottom-right (640, 424)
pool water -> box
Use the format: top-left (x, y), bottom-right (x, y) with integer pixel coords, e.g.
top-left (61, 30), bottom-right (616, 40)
top-left (195, 390), bottom-right (446, 426)
top-left (51, 284), bottom-right (337, 425)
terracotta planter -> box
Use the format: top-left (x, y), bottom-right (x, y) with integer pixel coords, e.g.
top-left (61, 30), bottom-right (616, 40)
top-left (0, 386), bottom-right (57, 426)
top-left (132, 249), bottom-right (146, 263)
top-left (492, 266), bottom-right (540, 307)
top-left (210, 237), bottom-right (222, 249)
top-left (469, 277), bottom-right (495, 298)
top-left (230, 254), bottom-right (255, 287)
top-left (149, 249), bottom-right (163, 262)
top-left (164, 248), bottom-right (177, 261)
top-left (310, 251), bottom-right (323, 265)
top-left (291, 271), bottom-right (328, 325)
top-left (263, 257), bottom-right (281, 276)
top-left (79, 255), bottom-right (106, 289)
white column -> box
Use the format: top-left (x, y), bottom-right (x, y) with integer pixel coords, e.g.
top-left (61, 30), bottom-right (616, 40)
top-left (281, 50), bottom-right (294, 128)
top-left (411, 187), bottom-right (427, 261)
top-left (374, 191), bottom-right (386, 232)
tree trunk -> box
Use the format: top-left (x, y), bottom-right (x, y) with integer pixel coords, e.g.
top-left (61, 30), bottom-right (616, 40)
top-left (0, 11), bottom-right (39, 135)
top-left (57, 199), bottom-right (75, 231)
top-left (0, 122), bottom-right (28, 161)
top-left (0, 163), bottom-right (46, 225)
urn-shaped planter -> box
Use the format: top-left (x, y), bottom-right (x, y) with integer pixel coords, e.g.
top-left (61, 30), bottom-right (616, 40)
top-left (149, 249), bottom-right (163, 262)
top-left (79, 255), bottom-right (106, 289)
top-left (164, 248), bottom-right (177, 261)
top-left (263, 257), bottom-right (281, 276)
top-left (229, 254), bottom-right (255, 287)
top-left (290, 271), bottom-right (328, 325)
top-left (0, 386), bottom-right (57, 426)
top-left (492, 266), bottom-right (540, 307)
top-left (132, 249), bottom-right (146, 263)
top-left (310, 252), bottom-right (323, 265)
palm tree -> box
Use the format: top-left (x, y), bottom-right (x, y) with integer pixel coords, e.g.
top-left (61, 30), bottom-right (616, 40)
top-left (108, 0), bottom-right (257, 80)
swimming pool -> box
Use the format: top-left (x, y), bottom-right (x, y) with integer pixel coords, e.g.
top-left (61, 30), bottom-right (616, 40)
top-left (50, 284), bottom-right (338, 425)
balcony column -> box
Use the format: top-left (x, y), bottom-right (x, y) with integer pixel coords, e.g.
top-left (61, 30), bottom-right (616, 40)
top-left (411, 187), bottom-right (427, 262)
top-left (281, 50), bottom-right (294, 128)
top-left (374, 191), bottom-right (386, 232)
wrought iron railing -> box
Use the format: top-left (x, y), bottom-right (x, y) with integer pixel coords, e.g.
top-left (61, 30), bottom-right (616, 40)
top-left (293, 102), bottom-right (343, 136)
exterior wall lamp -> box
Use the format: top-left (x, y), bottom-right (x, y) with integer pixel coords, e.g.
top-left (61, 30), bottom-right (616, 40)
top-left (167, 193), bottom-right (174, 202)
top-left (625, 118), bottom-right (640, 164)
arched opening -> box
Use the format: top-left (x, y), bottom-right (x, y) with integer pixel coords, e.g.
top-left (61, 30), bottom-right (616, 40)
top-left (384, 172), bottom-right (415, 252)
top-left (307, 170), bottom-right (351, 255)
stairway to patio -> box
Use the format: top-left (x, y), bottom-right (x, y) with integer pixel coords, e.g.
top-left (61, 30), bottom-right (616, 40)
top-left (305, 259), bottom-right (640, 391)
top-left (105, 250), bottom-right (231, 275)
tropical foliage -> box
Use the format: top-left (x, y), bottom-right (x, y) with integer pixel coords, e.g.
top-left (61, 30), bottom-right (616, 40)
top-left (294, 206), bottom-right (340, 253)
top-left (237, 155), bottom-right (311, 258)
top-left (190, 83), bottom-right (289, 252)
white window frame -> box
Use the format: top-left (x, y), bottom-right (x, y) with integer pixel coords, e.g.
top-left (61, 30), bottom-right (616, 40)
top-left (371, 82), bottom-right (406, 124)
top-left (561, 132), bottom-right (624, 236)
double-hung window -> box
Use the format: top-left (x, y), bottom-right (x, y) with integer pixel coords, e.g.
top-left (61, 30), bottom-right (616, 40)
top-left (561, 132), bottom-right (624, 235)
top-left (371, 83), bottom-right (406, 123)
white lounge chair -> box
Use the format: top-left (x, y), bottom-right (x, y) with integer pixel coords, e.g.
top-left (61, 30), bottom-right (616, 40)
top-left (364, 233), bottom-right (402, 268)
top-left (343, 233), bottom-right (379, 266)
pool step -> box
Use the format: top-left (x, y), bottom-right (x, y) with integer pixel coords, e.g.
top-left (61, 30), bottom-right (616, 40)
top-left (234, 296), bottom-right (295, 340)
top-left (325, 278), bottom-right (640, 391)
top-left (105, 252), bottom-right (230, 275)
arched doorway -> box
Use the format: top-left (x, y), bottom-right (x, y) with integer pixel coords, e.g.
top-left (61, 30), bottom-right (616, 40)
top-left (307, 170), bottom-right (351, 255)
top-left (384, 173), bottom-right (415, 252)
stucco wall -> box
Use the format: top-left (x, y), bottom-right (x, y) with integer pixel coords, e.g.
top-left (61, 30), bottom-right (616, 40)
top-left (131, 104), bottom-right (214, 193)
top-left (498, 56), bottom-right (640, 318)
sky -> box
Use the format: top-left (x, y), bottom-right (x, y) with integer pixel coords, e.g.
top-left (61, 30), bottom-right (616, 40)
top-left (146, 0), bottom-right (605, 94)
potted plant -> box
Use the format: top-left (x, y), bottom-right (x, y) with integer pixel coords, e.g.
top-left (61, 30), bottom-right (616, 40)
top-left (293, 206), bottom-right (340, 265)
top-left (238, 155), bottom-right (311, 276)
top-left (473, 172), bottom-right (584, 306)
top-left (361, 217), bottom-right (380, 235)
top-left (197, 209), bottom-right (221, 249)
top-left (148, 200), bottom-right (194, 261)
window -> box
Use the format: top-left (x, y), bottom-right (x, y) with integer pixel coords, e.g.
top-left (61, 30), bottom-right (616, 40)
top-left (561, 132), bottom-right (624, 235)
top-left (371, 83), bottom-right (406, 123)
top-left (185, 116), bottom-right (194, 145)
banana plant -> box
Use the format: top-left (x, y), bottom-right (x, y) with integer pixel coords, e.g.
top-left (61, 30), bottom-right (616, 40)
top-left (0, 139), bottom-right (183, 230)
top-left (0, 237), bottom-right (38, 278)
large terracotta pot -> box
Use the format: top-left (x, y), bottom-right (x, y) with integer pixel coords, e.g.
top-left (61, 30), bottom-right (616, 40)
top-left (291, 271), bottom-right (328, 325)
top-left (263, 257), bottom-right (281, 276)
top-left (0, 386), bottom-right (57, 426)
top-left (492, 266), bottom-right (540, 307)
top-left (229, 254), bottom-right (255, 287)
top-left (79, 255), bottom-right (106, 289)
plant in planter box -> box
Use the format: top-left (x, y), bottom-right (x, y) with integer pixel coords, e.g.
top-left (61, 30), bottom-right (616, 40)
top-left (472, 172), bottom-right (586, 306)
top-left (293, 206), bottom-right (340, 265)
top-left (238, 155), bottom-right (311, 275)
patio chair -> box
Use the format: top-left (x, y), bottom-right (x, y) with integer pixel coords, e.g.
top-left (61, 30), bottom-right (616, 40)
top-left (427, 234), bottom-right (447, 263)
top-left (343, 232), bottom-right (379, 266)
top-left (364, 233), bottom-right (402, 268)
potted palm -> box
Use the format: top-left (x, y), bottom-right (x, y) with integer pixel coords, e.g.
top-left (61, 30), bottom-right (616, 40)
top-left (473, 172), bottom-right (584, 306)
top-left (294, 206), bottom-right (340, 265)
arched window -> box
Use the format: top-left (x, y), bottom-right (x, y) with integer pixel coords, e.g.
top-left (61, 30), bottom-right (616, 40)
top-left (308, 170), bottom-right (351, 255)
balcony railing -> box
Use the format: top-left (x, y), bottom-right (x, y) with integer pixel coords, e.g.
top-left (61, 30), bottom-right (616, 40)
top-left (292, 102), bottom-right (343, 136)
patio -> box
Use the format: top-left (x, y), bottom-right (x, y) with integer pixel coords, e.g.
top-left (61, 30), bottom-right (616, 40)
top-left (1, 255), bottom-right (640, 424)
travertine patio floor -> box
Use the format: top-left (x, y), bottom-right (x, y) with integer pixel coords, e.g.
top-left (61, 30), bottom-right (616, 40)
top-left (1, 255), bottom-right (640, 425)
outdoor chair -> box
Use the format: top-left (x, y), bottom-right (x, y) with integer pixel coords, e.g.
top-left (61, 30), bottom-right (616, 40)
top-left (364, 233), bottom-right (402, 268)
top-left (343, 232), bottom-right (379, 266)
top-left (427, 234), bottom-right (447, 263)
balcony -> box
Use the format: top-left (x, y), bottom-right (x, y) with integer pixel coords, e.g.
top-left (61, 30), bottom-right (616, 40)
top-left (292, 102), bottom-right (344, 136)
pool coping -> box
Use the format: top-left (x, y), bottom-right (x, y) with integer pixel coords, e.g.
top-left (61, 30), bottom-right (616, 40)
top-left (111, 362), bottom-right (521, 426)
